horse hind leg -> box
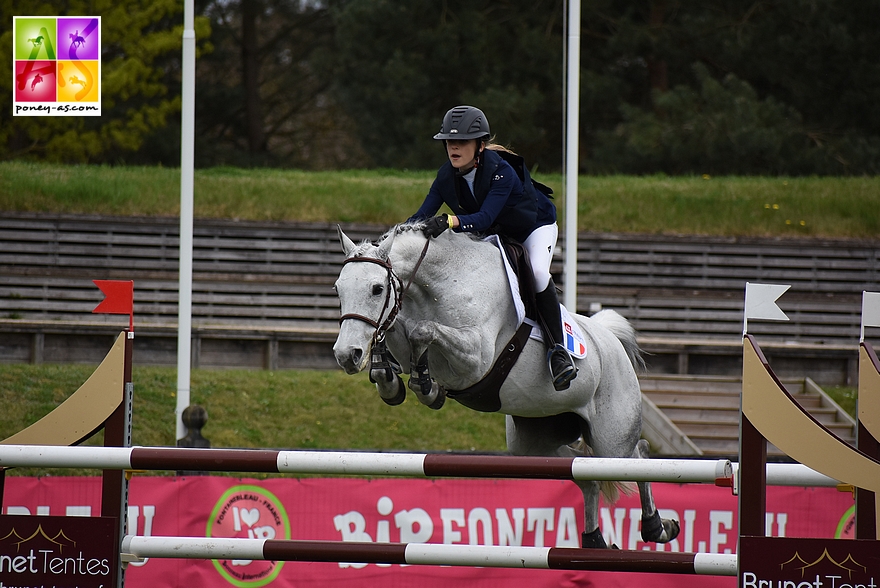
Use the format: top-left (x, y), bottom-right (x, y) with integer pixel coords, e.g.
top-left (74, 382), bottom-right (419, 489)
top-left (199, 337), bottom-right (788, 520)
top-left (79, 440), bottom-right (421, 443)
top-left (574, 444), bottom-right (638, 548)
top-left (578, 474), bottom-right (609, 548)
top-left (634, 439), bottom-right (681, 544)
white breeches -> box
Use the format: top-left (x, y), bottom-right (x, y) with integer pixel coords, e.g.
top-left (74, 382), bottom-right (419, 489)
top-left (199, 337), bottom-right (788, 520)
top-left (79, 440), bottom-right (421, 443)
top-left (522, 222), bottom-right (558, 293)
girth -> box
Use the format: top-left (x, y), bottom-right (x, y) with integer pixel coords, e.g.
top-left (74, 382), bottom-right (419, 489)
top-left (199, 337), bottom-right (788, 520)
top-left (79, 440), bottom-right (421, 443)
top-left (445, 322), bottom-right (533, 413)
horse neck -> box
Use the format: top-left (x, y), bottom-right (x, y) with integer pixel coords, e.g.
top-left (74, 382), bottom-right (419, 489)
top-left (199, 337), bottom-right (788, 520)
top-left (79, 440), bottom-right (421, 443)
top-left (390, 233), bottom-right (475, 283)
top-left (391, 233), bottom-right (516, 323)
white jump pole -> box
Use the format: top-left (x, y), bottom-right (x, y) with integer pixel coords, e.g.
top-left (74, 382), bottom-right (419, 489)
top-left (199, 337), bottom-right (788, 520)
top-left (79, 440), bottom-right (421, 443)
top-left (176, 0), bottom-right (196, 441)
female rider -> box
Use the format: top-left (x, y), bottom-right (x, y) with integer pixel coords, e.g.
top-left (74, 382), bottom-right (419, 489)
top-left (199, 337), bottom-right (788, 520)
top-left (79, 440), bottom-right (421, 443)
top-left (409, 105), bottom-right (577, 391)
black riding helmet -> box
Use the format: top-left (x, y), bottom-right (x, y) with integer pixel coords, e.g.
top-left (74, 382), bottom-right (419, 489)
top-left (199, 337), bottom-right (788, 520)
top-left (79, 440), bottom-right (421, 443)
top-left (433, 105), bottom-right (491, 141)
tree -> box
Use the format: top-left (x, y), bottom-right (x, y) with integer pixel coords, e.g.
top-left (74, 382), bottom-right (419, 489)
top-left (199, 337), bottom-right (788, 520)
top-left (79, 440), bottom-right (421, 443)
top-left (0, 0), bottom-right (210, 164)
top-left (593, 63), bottom-right (809, 174)
top-left (583, 0), bottom-right (880, 174)
top-left (192, 0), bottom-right (367, 169)
top-left (329, 0), bottom-right (566, 170)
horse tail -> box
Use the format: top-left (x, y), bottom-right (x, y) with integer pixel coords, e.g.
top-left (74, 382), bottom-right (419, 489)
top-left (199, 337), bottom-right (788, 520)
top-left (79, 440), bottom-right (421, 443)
top-left (589, 309), bottom-right (646, 373)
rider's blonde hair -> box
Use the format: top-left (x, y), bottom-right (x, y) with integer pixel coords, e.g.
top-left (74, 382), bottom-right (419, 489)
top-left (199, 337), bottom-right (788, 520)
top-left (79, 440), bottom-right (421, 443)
top-left (484, 139), bottom-right (517, 156)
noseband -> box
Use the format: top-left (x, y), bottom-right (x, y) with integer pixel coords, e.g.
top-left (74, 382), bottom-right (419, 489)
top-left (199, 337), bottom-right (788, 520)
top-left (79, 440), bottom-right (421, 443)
top-left (338, 238), bottom-right (431, 342)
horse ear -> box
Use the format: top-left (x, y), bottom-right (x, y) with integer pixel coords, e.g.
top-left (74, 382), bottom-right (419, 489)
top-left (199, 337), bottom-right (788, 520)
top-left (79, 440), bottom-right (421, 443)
top-left (376, 230), bottom-right (395, 261)
top-left (338, 225), bottom-right (357, 257)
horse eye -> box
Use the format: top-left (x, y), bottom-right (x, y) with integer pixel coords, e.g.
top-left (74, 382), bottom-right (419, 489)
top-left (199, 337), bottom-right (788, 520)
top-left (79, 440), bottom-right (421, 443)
top-left (372, 284), bottom-right (384, 296)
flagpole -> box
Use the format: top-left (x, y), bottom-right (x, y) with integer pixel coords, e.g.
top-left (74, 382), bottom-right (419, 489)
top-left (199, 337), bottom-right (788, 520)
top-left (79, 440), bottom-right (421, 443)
top-left (177, 0), bottom-right (196, 442)
top-left (563, 0), bottom-right (581, 312)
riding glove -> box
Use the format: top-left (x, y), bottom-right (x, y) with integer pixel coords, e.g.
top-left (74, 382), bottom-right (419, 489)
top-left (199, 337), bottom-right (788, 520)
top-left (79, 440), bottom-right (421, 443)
top-left (423, 214), bottom-right (450, 238)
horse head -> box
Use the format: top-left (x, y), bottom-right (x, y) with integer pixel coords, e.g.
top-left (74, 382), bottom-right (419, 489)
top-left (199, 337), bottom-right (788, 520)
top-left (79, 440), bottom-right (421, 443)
top-left (333, 227), bottom-right (400, 374)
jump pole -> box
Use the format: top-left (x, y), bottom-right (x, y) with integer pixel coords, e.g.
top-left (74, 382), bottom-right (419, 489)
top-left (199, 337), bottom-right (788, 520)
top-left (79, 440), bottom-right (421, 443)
top-left (0, 445), bottom-right (839, 486)
top-left (120, 536), bottom-right (738, 576)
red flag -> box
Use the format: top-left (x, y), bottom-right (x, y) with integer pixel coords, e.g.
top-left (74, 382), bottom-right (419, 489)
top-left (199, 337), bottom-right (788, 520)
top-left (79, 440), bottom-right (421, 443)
top-left (93, 280), bottom-right (134, 331)
top-left (93, 280), bottom-right (133, 314)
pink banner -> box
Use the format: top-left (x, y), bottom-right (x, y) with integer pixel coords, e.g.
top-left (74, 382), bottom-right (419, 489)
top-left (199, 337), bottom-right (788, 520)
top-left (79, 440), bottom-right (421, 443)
top-left (1, 476), bottom-right (854, 588)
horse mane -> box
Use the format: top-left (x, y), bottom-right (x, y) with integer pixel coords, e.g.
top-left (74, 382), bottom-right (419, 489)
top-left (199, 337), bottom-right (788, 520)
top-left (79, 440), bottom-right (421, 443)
top-left (345, 222), bottom-right (452, 258)
top-left (367, 221), bottom-right (486, 257)
top-left (389, 220), bottom-right (485, 244)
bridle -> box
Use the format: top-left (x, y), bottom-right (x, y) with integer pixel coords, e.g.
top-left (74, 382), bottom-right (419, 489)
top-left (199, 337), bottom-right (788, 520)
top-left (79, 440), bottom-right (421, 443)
top-left (338, 237), bottom-right (431, 343)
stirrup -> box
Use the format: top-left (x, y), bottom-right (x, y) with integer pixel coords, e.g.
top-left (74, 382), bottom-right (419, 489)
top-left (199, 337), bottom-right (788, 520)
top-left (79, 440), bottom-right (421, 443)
top-left (547, 344), bottom-right (577, 391)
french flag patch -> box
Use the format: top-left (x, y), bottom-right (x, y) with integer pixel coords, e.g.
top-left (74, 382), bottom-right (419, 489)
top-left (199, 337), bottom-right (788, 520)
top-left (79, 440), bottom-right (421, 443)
top-left (562, 309), bottom-right (588, 358)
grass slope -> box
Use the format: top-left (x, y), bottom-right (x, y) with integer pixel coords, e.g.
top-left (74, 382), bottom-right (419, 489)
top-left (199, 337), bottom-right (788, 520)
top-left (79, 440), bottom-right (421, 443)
top-left (2, 161), bottom-right (878, 238)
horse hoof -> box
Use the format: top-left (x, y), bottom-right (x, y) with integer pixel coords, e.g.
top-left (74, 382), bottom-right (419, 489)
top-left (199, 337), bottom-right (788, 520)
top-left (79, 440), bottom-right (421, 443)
top-left (581, 528), bottom-right (608, 549)
top-left (427, 387), bottom-right (446, 410)
top-left (379, 376), bottom-right (406, 406)
top-left (641, 511), bottom-right (680, 543)
top-left (415, 382), bottom-right (445, 410)
top-left (664, 518), bottom-right (681, 542)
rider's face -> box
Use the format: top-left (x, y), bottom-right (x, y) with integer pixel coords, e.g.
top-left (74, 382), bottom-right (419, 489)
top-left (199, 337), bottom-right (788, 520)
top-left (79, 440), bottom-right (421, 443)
top-left (446, 139), bottom-right (482, 171)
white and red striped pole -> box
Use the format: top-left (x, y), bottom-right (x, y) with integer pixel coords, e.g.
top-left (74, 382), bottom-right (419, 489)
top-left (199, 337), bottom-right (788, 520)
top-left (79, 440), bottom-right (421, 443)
top-left (0, 445), bottom-right (838, 486)
top-left (120, 535), bottom-right (738, 575)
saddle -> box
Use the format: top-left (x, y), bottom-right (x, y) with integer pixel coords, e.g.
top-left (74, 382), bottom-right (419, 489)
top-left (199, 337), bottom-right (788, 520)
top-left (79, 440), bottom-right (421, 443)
top-left (445, 236), bottom-right (551, 412)
top-left (497, 237), bottom-right (554, 339)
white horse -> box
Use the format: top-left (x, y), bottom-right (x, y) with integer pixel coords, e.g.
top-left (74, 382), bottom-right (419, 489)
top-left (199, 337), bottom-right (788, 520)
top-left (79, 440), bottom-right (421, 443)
top-left (333, 223), bottom-right (680, 549)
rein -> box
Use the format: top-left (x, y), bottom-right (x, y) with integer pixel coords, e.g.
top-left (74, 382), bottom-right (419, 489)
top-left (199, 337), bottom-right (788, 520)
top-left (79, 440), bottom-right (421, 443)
top-left (338, 236), bottom-right (431, 341)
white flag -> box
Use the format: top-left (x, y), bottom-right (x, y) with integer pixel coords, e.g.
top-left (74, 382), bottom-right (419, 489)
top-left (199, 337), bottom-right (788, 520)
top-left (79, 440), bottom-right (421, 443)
top-left (743, 283), bottom-right (790, 335)
top-left (864, 292), bottom-right (880, 328)
top-left (862, 291), bottom-right (880, 341)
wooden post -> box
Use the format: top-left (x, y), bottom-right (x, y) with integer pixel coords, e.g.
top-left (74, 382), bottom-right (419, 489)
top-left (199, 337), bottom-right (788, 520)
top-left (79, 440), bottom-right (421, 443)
top-left (738, 413), bottom-right (767, 538)
top-left (101, 331), bottom-right (133, 588)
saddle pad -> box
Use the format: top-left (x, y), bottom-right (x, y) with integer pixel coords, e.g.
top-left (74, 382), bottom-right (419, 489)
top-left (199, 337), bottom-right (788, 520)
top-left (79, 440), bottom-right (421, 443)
top-left (486, 235), bottom-right (587, 360)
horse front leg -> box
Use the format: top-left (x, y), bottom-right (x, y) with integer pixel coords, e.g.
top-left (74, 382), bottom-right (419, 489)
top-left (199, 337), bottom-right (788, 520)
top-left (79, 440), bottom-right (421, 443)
top-left (408, 321), bottom-right (486, 408)
top-left (408, 351), bottom-right (445, 409)
top-left (369, 338), bottom-right (406, 406)
top-left (369, 327), bottom-right (414, 407)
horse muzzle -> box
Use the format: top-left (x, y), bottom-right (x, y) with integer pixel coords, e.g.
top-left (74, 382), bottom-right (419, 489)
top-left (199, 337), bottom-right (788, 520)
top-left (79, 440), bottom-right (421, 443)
top-left (334, 344), bottom-right (370, 374)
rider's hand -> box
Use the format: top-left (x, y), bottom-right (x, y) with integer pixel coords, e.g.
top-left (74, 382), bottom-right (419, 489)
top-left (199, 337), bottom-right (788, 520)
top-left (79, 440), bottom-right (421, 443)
top-left (422, 214), bottom-right (450, 238)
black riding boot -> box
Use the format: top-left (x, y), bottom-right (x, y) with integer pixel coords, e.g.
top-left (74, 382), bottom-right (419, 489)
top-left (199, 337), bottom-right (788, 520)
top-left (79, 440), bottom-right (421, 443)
top-left (534, 280), bottom-right (577, 391)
